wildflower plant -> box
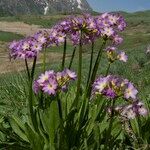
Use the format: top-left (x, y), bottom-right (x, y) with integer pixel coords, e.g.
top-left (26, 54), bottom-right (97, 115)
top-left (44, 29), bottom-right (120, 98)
top-left (0, 12), bottom-right (149, 150)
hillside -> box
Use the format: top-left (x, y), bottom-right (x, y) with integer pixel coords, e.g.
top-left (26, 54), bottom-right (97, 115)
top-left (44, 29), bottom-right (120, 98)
top-left (0, 0), bottom-right (92, 16)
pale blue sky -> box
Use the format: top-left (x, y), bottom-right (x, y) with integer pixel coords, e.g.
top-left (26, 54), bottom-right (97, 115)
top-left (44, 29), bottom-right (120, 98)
top-left (87, 0), bottom-right (150, 12)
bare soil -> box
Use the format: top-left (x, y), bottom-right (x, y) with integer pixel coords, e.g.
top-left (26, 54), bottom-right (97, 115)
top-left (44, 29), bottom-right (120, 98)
top-left (0, 21), bottom-right (62, 74)
top-left (0, 21), bottom-right (41, 36)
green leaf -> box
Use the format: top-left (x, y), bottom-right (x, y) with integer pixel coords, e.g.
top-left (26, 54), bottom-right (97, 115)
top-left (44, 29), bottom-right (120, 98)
top-left (78, 97), bottom-right (89, 128)
top-left (39, 100), bottom-right (60, 149)
top-left (25, 123), bottom-right (44, 150)
top-left (9, 116), bottom-right (29, 142)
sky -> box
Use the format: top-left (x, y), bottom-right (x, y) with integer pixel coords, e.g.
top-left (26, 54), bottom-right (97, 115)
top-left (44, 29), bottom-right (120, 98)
top-left (87, 0), bottom-right (150, 12)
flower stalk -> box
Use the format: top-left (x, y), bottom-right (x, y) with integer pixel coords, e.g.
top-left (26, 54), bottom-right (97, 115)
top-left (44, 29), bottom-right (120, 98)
top-left (25, 58), bottom-right (31, 81)
top-left (61, 37), bottom-right (67, 70)
top-left (57, 94), bottom-right (63, 120)
top-left (86, 41), bottom-right (94, 88)
top-left (104, 100), bottom-right (116, 149)
top-left (86, 39), bottom-right (107, 98)
top-left (43, 46), bottom-right (46, 72)
top-left (28, 56), bottom-right (37, 131)
top-left (75, 30), bottom-right (83, 106)
top-left (69, 46), bottom-right (76, 69)
top-left (105, 62), bottom-right (111, 76)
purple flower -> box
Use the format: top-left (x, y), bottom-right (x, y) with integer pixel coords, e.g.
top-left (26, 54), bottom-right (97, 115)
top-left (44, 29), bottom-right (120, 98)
top-left (104, 88), bottom-right (116, 99)
top-left (121, 101), bottom-right (148, 119)
top-left (106, 46), bottom-right (116, 52)
top-left (105, 46), bottom-right (127, 63)
top-left (10, 37), bottom-right (41, 59)
top-left (42, 79), bottom-right (58, 95)
top-left (22, 41), bottom-right (30, 51)
top-left (107, 100), bottom-right (148, 119)
top-left (108, 14), bottom-right (119, 25)
top-left (64, 69), bottom-right (77, 80)
top-left (124, 83), bottom-right (138, 100)
top-left (37, 70), bottom-right (55, 85)
top-left (113, 34), bottom-right (123, 45)
top-left (117, 51), bottom-right (128, 62)
top-left (35, 33), bottom-right (47, 45)
top-left (92, 75), bottom-right (138, 101)
top-left (101, 27), bottom-right (115, 37)
top-left (33, 69), bottom-right (76, 95)
top-left (33, 81), bottom-right (40, 94)
top-left (93, 77), bottom-right (108, 93)
top-left (31, 42), bottom-right (42, 52)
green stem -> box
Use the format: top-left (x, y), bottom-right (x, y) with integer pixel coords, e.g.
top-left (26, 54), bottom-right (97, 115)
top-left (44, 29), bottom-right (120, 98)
top-left (75, 31), bottom-right (83, 106)
top-left (43, 46), bottom-right (46, 72)
top-left (39, 93), bottom-right (44, 109)
top-left (57, 95), bottom-right (63, 120)
top-left (31, 56), bottom-right (37, 82)
top-left (61, 37), bottom-right (67, 70)
top-left (28, 56), bottom-right (37, 131)
top-left (69, 47), bottom-right (76, 69)
top-left (86, 41), bottom-right (94, 89)
top-left (25, 58), bottom-right (30, 81)
top-left (104, 100), bottom-right (116, 149)
top-left (105, 62), bottom-right (111, 76)
top-left (86, 40), bottom-right (107, 98)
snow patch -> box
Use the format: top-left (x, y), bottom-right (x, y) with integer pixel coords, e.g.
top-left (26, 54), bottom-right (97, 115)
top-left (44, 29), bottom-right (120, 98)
top-left (44, 1), bottom-right (49, 15)
top-left (76, 0), bottom-right (82, 9)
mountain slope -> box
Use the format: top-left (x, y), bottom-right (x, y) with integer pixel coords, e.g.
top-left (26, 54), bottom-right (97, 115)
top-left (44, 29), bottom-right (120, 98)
top-left (0, 0), bottom-right (92, 16)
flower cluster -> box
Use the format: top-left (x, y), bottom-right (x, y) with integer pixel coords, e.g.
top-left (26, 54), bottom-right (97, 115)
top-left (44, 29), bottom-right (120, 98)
top-left (9, 13), bottom-right (126, 59)
top-left (9, 36), bottom-right (43, 59)
top-left (33, 69), bottom-right (77, 95)
top-left (105, 46), bottom-right (128, 63)
top-left (92, 75), bottom-right (148, 119)
top-left (96, 13), bottom-right (126, 44)
top-left (92, 75), bottom-right (138, 100)
top-left (108, 101), bottom-right (148, 119)
top-left (55, 13), bottom-right (126, 45)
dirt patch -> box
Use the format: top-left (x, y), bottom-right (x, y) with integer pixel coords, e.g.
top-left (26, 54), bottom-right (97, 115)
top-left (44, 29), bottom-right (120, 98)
top-left (0, 22), bottom-right (61, 74)
top-left (0, 21), bottom-right (42, 36)
top-left (0, 51), bottom-right (63, 74)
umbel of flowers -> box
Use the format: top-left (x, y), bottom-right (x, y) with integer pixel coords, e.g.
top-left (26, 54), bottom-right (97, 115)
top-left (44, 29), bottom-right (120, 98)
top-left (92, 75), bottom-right (147, 119)
top-left (6, 12), bottom-right (149, 149)
top-left (9, 13), bottom-right (126, 59)
top-left (33, 69), bottom-right (77, 95)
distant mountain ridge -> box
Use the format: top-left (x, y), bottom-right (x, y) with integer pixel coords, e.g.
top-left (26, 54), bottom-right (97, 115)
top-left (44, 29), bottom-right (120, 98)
top-left (0, 0), bottom-right (92, 16)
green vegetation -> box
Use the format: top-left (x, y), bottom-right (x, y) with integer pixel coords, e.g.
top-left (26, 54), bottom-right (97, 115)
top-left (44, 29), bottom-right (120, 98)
top-left (0, 11), bottom-right (150, 106)
top-left (0, 15), bottom-right (66, 28)
top-left (0, 31), bottom-right (24, 42)
top-left (0, 11), bottom-right (150, 149)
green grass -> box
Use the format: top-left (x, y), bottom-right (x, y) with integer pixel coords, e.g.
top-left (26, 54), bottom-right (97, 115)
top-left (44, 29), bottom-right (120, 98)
top-left (0, 15), bottom-right (66, 28)
top-left (0, 31), bottom-right (24, 42)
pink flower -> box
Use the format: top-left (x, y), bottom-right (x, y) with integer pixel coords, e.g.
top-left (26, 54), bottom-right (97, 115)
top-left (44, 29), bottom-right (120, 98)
top-left (65, 69), bottom-right (77, 80)
top-left (42, 79), bottom-right (58, 95)
top-left (118, 51), bottom-right (128, 62)
top-left (124, 83), bottom-right (138, 99)
top-left (101, 27), bottom-right (115, 37)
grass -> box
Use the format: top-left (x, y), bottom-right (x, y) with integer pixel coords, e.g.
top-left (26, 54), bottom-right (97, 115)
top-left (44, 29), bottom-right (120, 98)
top-left (0, 31), bottom-right (24, 42)
top-left (0, 15), bottom-right (67, 28)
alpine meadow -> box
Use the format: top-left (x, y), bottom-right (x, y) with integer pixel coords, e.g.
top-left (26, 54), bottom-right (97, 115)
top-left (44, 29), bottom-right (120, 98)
top-left (0, 1), bottom-right (150, 149)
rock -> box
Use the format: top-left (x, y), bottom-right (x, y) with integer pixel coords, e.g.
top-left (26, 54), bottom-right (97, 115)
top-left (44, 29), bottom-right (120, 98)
top-left (0, 0), bottom-right (92, 16)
